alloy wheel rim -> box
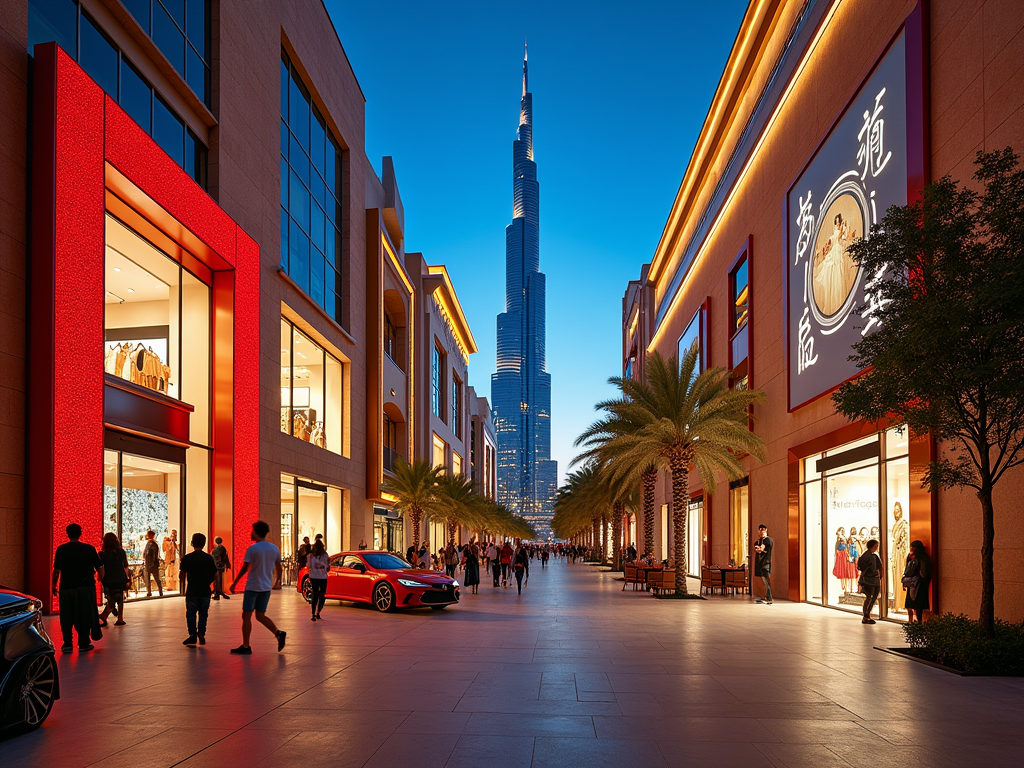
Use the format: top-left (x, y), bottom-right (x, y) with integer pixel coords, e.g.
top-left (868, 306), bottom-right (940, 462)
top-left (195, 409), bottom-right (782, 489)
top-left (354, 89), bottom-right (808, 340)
top-left (20, 656), bottom-right (56, 725)
top-left (375, 586), bottom-right (392, 611)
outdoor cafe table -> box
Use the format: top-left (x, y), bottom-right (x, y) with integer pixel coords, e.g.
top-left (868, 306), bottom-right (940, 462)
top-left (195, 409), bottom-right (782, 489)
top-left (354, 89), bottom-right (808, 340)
top-left (715, 566), bottom-right (746, 589)
top-left (635, 565), bottom-right (664, 590)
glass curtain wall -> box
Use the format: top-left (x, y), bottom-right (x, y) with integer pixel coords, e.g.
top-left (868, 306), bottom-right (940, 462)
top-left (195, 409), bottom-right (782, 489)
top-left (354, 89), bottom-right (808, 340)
top-left (801, 427), bottom-right (911, 619)
top-left (686, 497), bottom-right (703, 576)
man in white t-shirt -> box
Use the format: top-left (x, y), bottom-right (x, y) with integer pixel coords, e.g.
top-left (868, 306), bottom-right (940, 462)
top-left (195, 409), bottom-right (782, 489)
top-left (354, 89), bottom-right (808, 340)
top-left (228, 521), bottom-right (286, 655)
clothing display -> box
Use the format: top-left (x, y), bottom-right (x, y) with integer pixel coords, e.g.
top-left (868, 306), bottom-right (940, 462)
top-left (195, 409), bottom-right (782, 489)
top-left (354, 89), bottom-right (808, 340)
top-left (284, 408), bottom-right (328, 449)
top-left (890, 504), bottom-right (909, 610)
top-left (104, 341), bottom-right (172, 395)
top-left (163, 537), bottom-right (179, 590)
top-left (831, 536), bottom-right (848, 579)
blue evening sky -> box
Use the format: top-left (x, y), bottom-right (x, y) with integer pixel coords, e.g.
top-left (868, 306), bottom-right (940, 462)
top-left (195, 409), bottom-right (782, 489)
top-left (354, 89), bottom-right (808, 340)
top-left (326, 0), bottom-right (748, 483)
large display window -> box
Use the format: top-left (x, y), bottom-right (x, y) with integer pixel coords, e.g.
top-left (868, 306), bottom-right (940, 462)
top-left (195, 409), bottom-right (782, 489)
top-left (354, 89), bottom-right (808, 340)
top-left (802, 427), bottom-right (910, 619)
top-left (280, 318), bottom-right (343, 454)
top-left (104, 215), bottom-right (211, 444)
top-left (686, 496), bottom-right (703, 576)
top-left (280, 474), bottom-right (343, 584)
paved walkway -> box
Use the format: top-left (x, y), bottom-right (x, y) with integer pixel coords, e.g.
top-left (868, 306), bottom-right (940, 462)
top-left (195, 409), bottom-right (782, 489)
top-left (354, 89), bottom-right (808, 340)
top-left (5, 560), bottom-right (1024, 767)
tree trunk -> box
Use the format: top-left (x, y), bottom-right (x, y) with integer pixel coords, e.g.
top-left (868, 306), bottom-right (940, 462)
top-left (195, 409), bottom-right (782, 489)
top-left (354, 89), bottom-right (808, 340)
top-left (600, 512), bottom-right (608, 564)
top-left (410, 506), bottom-right (422, 551)
top-left (669, 451), bottom-right (692, 596)
top-left (612, 502), bottom-right (624, 571)
top-left (592, 516), bottom-right (600, 559)
top-left (641, 470), bottom-right (657, 556)
top-left (447, 519), bottom-right (457, 546)
top-left (979, 483), bottom-right (995, 636)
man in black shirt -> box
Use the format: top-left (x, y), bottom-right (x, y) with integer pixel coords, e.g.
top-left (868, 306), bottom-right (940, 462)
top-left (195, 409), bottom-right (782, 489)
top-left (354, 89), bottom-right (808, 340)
top-left (753, 524), bottom-right (774, 605)
top-left (179, 532), bottom-right (219, 646)
top-left (52, 523), bottom-right (104, 653)
top-left (857, 539), bottom-right (883, 624)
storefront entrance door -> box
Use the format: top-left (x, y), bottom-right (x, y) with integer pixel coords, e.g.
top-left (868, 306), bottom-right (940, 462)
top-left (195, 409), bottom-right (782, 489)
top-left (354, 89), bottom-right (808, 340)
top-left (281, 476), bottom-right (327, 585)
top-left (103, 435), bottom-right (186, 600)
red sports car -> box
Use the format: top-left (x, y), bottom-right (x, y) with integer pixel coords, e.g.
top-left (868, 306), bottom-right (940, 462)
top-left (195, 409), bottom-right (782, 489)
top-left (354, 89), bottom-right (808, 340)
top-left (296, 551), bottom-right (459, 612)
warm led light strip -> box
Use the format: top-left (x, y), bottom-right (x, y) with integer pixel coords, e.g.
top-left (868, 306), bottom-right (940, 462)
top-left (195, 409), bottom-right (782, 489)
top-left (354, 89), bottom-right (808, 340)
top-left (649, 0), bottom-right (841, 352)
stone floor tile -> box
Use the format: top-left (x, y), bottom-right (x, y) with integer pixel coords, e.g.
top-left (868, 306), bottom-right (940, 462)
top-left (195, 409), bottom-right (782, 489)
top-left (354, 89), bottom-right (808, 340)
top-left (461, 713), bottom-right (596, 738)
top-left (532, 736), bottom-right (668, 768)
top-left (363, 732), bottom-right (460, 768)
top-left (756, 742), bottom-right (854, 767)
top-left (443, 735), bottom-right (535, 768)
top-left (658, 740), bottom-right (777, 768)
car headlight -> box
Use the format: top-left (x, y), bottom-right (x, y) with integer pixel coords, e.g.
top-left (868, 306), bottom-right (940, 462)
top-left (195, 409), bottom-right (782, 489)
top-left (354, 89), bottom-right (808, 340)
top-left (451, 580), bottom-right (459, 587)
top-left (397, 578), bottom-right (427, 587)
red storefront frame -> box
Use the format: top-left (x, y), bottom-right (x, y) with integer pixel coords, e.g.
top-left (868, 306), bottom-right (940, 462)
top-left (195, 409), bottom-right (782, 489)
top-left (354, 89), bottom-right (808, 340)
top-left (28, 44), bottom-right (260, 611)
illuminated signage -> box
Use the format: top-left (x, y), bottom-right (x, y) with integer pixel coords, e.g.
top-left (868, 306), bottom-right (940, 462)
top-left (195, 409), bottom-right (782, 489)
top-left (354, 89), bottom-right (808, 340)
top-left (786, 32), bottom-right (908, 410)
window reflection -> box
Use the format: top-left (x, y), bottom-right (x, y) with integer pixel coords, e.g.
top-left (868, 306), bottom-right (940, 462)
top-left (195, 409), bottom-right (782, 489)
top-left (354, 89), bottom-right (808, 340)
top-left (280, 318), bottom-right (343, 455)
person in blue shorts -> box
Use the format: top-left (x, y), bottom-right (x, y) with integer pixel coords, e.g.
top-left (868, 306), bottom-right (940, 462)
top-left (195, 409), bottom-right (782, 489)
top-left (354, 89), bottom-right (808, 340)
top-left (228, 520), bottom-right (286, 654)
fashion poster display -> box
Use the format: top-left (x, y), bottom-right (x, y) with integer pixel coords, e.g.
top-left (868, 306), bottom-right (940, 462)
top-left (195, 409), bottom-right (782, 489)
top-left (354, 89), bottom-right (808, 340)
top-left (786, 32), bottom-right (908, 409)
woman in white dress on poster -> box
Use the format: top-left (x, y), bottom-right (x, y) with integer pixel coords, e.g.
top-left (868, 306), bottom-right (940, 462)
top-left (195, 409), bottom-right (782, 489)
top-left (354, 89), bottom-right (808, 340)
top-left (814, 213), bottom-right (850, 315)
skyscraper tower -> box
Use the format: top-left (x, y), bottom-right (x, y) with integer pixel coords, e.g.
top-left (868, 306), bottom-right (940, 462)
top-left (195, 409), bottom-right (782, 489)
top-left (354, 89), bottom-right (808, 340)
top-left (491, 46), bottom-right (557, 539)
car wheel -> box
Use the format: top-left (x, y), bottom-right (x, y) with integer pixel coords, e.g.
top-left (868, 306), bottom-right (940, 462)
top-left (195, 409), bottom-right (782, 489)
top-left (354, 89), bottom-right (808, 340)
top-left (12, 654), bottom-right (57, 731)
top-left (430, 605), bottom-right (447, 611)
top-left (373, 583), bottom-right (395, 612)
top-left (301, 578), bottom-right (313, 604)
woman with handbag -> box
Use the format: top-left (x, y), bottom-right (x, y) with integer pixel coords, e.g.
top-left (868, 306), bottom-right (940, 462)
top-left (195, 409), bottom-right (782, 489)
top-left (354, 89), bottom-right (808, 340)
top-left (98, 533), bottom-right (130, 627)
top-left (512, 542), bottom-right (530, 595)
top-left (902, 539), bottom-right (932, 623)
top-left (307, 539), bottom-right (330, 621)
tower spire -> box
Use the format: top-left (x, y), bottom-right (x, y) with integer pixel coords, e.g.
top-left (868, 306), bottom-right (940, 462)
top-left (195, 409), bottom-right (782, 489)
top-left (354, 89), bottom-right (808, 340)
top-left (522, 40), bottom-right (528, 98)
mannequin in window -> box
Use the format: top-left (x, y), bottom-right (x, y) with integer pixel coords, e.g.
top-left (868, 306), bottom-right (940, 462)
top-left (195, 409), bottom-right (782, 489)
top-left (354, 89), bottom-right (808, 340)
top-left (890, 502), bottom-right (909, 610)
top-left (104, 344), bottom-right (116, 374)
top-left (311, 422), bottom-right (326, 449)
top-left (293, 412), bottom-right (308, 440)
top-left (131, 343), bottom-right (146, 385)
top-left (144, 346), bottom-right (160, 390)
top-left (844, 523), bottom-right (861, 588)
top-left (832, 528), bottom-right (850, 592)
top-left (163, 530), bottom-right (179, 591)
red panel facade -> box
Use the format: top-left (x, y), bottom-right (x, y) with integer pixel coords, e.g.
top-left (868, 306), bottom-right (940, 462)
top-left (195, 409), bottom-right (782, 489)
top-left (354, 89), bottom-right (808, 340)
top-left (28, 43), bottom-right (260, 609)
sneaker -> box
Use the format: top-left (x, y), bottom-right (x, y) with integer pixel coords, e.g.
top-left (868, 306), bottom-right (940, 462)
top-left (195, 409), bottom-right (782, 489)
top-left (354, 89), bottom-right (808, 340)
top-left (311, 616), bottom-right (317, 622)
top-left (862, 618), bottom-right (876, 624)
top-left (79, 644), bottom-right (95, 652)
top-left (61, 644), bottom-right (73, 653)
top-left (230, 645), bottom-right (252, 655)
top-left (276, 631), bottom-right (287, 652)
top-left (222, 594), bottom-right (230, 600)
top-left (766, 601), bottom-right (773, 605)
top-left (315, 613), bottom-right (322, 620)
top-left (183, 636), bottom-right (198, 646)
top-left (756, 599), bottom-right (764, 604)
top-left (114, 620), bottom-right (126, 626)
top-left (213, 595), bottom-right (220, 601)
top-left (198, 636), bottom-right (206, 645)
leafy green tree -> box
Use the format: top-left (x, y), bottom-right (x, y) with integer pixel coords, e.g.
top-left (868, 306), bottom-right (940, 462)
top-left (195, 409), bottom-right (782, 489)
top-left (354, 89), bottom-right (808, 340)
top-left (833, 149), bottom-right (1024, 635)
top-left (579, 347), bottom-right (765, 595)
top-left (381, 459), bottom-right (442, 554)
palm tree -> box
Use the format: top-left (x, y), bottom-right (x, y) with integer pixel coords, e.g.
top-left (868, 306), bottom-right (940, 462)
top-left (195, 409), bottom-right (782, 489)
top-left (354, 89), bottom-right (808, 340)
top-left (552, 466), bottom-right (600, 545)
top-left (380, 458), bottom-right (442, 554)
top-left (579, 347), bottom-right (766, 596)
top-left (435, 474), bottom-right (484, 545)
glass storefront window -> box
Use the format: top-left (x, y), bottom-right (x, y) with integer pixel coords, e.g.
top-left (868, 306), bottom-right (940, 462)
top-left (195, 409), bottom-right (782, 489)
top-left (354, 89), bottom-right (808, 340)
top-left (886, 455), bottom-right (911, 618)
top-left (432, 434), bottom-right (446, 470)
top-left (687, 497), bottom-right (703, 576)
top-left (729, 480), bottom-right (749, 568)
top-left (801, 426), bottom-right (912, 620)
top-left (280, 318), bottom-right (343, 454)
top-left (104, 215), bottom-right (211, 443)
top-left (104, 450), bottom-right (184, 600)
top-left (280, 475), bottom-right (328, 585)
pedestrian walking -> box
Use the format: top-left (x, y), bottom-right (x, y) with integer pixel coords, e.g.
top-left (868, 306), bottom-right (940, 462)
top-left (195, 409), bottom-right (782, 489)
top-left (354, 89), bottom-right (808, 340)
top-left (307, 539), bottom-right (329, 621)
top-left (98, 533), bottom-right (129, 627)
top-left (419, 540), bottom-right (432, 570)
top-left (500, 541), bottom-right (514, 587)
top-left (902, 540), bottom-right (932, 623)
top-left (179, 533), bottom-right (218, 646)
top-left (857, 538), bottom-right (883, 624)
top-left (51, 523), bottom-right (104, 653)
top-left (143, 530), bottom-right (163, 596)
top-left (228, 520), bottom-right (286, 655)
top-left (211, 536), bottom-right (231, 600)
top-left (464, 541), bottom-right (481, 594)
top-left (753, 524), bottom-right (773, 604)
top-left (485, 541), bottom-right (496, 575)
top-left (513, 542), bottom-right (530, 595)
top-left (444, 543), bottom-right (459, 578)
top-left (296, 536), bottom-right (311, 572)
top-left (541, 547), bottom-right (549, 569)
